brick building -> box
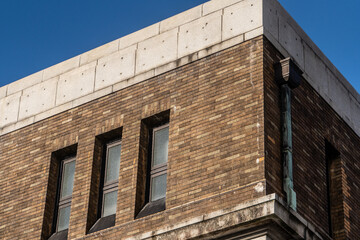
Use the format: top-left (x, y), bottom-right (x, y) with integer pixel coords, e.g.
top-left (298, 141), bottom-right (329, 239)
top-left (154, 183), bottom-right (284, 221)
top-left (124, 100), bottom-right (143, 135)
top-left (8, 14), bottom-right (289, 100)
top-left (1, 0), bottom-right (359, 239)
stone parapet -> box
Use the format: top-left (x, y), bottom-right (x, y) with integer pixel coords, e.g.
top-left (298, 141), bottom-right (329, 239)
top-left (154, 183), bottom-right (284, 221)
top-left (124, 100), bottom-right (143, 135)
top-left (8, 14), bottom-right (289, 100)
top-left (1, 0), bottom-right (359, 137)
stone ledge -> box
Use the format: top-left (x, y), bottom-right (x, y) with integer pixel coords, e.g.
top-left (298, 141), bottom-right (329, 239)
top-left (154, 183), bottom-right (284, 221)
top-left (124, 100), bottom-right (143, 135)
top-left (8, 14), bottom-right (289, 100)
top-left (121, 194), bottom-right (329, 240)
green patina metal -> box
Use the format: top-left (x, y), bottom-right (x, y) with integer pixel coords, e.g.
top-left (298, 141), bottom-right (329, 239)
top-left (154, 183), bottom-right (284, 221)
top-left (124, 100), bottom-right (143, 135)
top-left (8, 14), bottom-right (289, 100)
top-left (281, 84), bottom-right (296, 210)
top-left (275, 58), bottom-right (302, 211)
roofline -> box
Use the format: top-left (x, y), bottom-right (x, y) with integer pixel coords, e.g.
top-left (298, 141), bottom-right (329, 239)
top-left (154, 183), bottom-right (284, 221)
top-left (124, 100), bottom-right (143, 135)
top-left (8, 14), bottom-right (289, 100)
top-left (1, 0), bottom-right (359, 137)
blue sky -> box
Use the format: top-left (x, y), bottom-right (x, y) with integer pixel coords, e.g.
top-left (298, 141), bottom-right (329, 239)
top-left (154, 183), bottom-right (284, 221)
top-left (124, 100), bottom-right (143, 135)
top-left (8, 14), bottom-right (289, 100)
top-left (0, 0), bottom-right (359, 94)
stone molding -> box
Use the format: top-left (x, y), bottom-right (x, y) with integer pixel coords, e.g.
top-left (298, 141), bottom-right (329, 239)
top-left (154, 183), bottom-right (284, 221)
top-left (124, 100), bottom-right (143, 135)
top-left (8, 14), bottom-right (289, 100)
top-left (80, 194), bottom-right (328, 240)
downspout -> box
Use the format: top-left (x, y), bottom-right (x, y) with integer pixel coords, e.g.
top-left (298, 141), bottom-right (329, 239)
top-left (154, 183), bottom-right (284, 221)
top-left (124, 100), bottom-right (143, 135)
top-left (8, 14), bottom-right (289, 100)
top-left (275, 58), bottom-right (302, 211)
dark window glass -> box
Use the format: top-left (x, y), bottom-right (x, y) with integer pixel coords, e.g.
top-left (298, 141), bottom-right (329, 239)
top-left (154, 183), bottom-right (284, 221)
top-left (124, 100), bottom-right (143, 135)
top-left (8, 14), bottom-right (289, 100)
top-left (60, 160), bottom-right (75, 199)
top-left (150, 125), bottom-right (169, 202)
top-left (57, 206), bottom-right (71, 232)
top-left (153, 127), bottom-right (169, 166)
top-left (56, 157), bottom-right (76, 232)
top-left (102, 140), bottom-right (121, 217)
top-left (88, 135), bottom-right (122, 234)
top-left (135, 110), bottom-right (170, 219)
top-left (105, 144), bottom-right (121, 183)
top-left (151, 173), bottom-right (167, 201)
top-left (103, 190), bottom-right (118, 217)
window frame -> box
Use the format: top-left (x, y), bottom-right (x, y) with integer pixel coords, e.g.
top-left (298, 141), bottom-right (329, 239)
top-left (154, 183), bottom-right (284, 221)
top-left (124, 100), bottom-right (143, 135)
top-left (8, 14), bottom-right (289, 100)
top-left (100, 139), bottom-right (122, 217)
top-left (87, 128), bottom-right (123, 234)
top-left (55, 156), bottom-right (76, 233)
top-left (149, 124), bottom-right (169, 202)
top-left (325, 140), bottom-right (344, 238)
top-left (134, 110), bottom-right (170, 219)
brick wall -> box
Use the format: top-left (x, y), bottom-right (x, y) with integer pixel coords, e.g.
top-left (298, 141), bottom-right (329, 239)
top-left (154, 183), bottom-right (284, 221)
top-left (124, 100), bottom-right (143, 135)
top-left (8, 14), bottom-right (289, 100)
top-left (264, 37), bottom-right (360, 239)
top-left (0, 37), bottom-right (265, 239)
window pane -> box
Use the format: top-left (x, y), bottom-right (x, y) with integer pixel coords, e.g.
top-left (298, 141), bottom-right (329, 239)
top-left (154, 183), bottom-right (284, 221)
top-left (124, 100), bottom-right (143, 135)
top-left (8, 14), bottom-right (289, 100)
top-left (103, 190), bottom-right (118, 217)
top-left (60, 160), bottom-right (75, 199)
top-left (105, 144), bottom-right (121, 183)
top-left (57, 206), bottom-right (71, 232)
top-left (153, 127), bottom-right (169, 166)
top-left (151, 174), bottom-right (167, 201)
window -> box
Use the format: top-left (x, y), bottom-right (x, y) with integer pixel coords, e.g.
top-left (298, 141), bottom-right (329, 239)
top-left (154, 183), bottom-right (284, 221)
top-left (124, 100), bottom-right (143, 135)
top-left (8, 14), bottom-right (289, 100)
top-left (149, 124), bottom-right (169, 202)
top-left (88, 128), bottom-right (122, 234)
top-left (101, 140), bottom-right (121, 217)
top-left (325, 141), bottom-right (345, 238)
top-left (135, 110), bottom-right (170, 218)
top-left (56, 157), bottom-right (76, 232)
top-left (42, 144), bottom-right (77, 240)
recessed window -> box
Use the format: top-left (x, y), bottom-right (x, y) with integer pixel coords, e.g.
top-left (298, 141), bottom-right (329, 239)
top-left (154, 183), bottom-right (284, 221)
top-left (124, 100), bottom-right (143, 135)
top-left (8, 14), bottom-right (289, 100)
top-left (56, 157), bottom-right (76, 232)
top-left (101, 140), bottom-right (121, 217)
top-left (42, 144), bottom-right (77, 240)
top-left (135, 110), bottom-right (170, 219)
top-left (325, 141), bottom-right (344, 238)
top-left (87, 128), bottom-right (122, 234)
top-left (150, 125), bottom-right (169, 202)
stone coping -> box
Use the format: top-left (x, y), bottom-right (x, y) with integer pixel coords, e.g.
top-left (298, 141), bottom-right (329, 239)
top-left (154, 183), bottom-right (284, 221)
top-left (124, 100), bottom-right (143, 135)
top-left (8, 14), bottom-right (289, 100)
top-left (0, 0), bottom-right (359, 137)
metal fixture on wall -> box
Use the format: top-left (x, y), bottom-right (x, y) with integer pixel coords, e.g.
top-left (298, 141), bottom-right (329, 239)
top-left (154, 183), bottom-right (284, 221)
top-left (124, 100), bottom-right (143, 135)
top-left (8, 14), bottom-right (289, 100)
top-left (275, 57), bottom-right (302, 211)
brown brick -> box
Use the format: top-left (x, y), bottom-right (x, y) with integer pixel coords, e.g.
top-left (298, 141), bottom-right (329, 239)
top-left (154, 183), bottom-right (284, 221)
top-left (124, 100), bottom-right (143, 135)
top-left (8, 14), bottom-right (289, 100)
top-left (0, 37), bottom-right (265, 240)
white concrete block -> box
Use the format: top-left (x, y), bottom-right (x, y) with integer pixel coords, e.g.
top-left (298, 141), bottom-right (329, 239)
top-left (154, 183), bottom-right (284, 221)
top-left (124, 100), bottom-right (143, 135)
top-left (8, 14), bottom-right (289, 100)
top-left (95, 45), bottom-right (136, 91)
top-left (136, 28), bottom-right (178, 74)
top-left (119, 23), bottom-right (159, 50)
top-left (160, 5), bottom-right (202, 33)
top-left (14, 116), bottom-right (35, 131)
top-left (112, 79), bottom-right (129, 92)
top-left (198, 34), bottom-right (244, 59)
top-left (198, 37), bottom-right (231, 59)
top-left (177, 52), bottom-right (199, 67)
top-left (34, 102), bottom-right (73, 122)
top-left (1, 123), bottom-right (15, 136)
top-left (328, 79), bottom-right (351, 121)
top-left (80, 39), bottom-right (119, 66)
top-left (56, 62), bottom-right (96, 105)
top-left (18, 77), bottom-right (57, 120)
top-left (72, 86), bottom-right (112, 108)
top-left (203, 0), bottom-right (243, 16)
top-left (7, 70), bottom-right (43, 95)
top-left (263, 0), bottom-right (279, 41)
top-left (0, 92), bottom-right (21, 127)
top-left (113, 70), bottom-right (155, 92)
top-left (221, 34), bottom-right (245, 49)
top-left (322, 67), bottom-right (337, 100)
top-left (43, 56), bottom-right (80, 81)
top-left (279, 18), bottom-right (304, 70)
top-left (154, 61), bottom-right (178, 76)
top-left (304, 43), bottom-right (327, 93)
top-left (244, 27), bottom-right (263, 41)
top-left (0, 85), bottom-right (7, 98)
top-left (350, 96), bottom-right (360, 135)
top-left (130, 69), bottom-right (155, 87)
top-left (223, 0), bottom-right (262, 41)
top-left (178, 11), bottom-right (222, 58)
